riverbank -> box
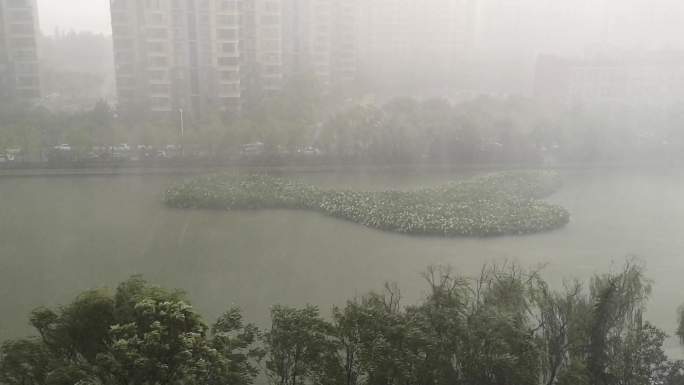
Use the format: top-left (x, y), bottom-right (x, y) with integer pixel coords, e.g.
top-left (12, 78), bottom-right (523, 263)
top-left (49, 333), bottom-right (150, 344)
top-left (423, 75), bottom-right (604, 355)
top-left (3, 158), bottom-right (684, 178)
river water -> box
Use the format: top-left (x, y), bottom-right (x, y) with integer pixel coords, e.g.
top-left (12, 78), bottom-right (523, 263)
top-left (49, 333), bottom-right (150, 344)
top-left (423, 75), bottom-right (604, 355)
top-left (1, 167), bottom-right (683, 355)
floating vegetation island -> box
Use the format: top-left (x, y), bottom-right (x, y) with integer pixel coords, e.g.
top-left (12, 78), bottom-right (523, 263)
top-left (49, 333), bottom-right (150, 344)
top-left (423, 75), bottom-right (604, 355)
top-left (164, 171), bottom-right (570, 237)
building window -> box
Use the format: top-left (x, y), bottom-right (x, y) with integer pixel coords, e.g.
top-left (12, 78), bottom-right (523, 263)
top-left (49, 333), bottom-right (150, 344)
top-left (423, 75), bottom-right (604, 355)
top-left (147, 28), bottom-right (168, 39)
top-left (16, 76), bottom-right (38, 86)
top-left (263, 65), bottom-right (280, 75)
top-left (263, 1), bottom-right (280, 13)
top-left (221, 42), bottom-right (237, 53)
top-left (218, 57), bottom-right (239, 66)
top-left (10, 10), bottom-right (32, 20)
top-left (220, 83), bottom-right (239, 94)
top-left (220, 70), bottom-right (239, 81)
top-left (149, 56), bottom-right (168, 66)
top-left (145, 12), bottom-right (165, 24)
top-left (217, 29), bottom-right (237, 40)
top-left (7, 0), bottom-right (31, 8)
top-left (149, 84), bottom-right (170, 94)
top-left (10, 22), bottom-right (34, 34)
top-left (150, 96), bottom-right (171, 108)
top-left (260, 15), bottom-right (280, 26)
top-left (13, 49), bottom-right (36, 60)
top-left (148, 41), bottom-right (166, 53)
top-left (220, 1), bottom-right (237, 12)
top-left (217, 15), bottom-right (238, 25)
top-left (17, 89), bottom-right (41, 99)
top-left (148, 70), bottom-right (167, 81)
top-left (145, 0), bottom-right (162, 10)
top-left (260, 39), bottom-right (280, 51)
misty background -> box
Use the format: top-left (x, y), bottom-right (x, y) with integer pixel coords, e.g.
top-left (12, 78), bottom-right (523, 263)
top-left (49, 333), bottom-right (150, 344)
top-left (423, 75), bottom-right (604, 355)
top-left (35, 0), bottom-right (684, 100)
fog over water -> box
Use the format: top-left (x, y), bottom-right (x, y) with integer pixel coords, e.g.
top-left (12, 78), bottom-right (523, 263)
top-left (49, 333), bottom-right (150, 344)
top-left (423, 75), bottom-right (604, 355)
top-left (2, 168), bottom-right (684, 356)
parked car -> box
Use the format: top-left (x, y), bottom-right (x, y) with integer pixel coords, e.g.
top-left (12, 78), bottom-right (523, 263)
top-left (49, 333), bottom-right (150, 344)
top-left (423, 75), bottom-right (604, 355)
top-left (297, 146), bottom-right (322, 156)
top-left (110, 144), bottom-right (132, 160)
top-left (54, 144), bottom-right (72, 152)
top-left (5, 148), bottom-right (22, 162)
top-left (164, 145), bottom-right (183, 158)
top-left (47, 144), bottom-right (75, 162)
top-left (240, 142), bottom-right (265, 158)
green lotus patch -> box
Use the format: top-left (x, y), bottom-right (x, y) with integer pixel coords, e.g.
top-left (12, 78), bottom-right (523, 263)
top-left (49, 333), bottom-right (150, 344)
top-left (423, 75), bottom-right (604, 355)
top-left (163, 171), bottom-right (570, 237)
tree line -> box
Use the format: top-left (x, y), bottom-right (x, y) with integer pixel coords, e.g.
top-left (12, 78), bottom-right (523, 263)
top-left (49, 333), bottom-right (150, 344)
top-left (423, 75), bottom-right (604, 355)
top-left (3, 85), bottom-right (684, 164)
top-left (2, 262), bottom-right (684, 385)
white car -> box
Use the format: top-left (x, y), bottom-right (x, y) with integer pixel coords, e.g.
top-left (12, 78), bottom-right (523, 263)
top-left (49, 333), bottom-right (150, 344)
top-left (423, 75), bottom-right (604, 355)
top-left (54, 144), bottom-right (72, 151)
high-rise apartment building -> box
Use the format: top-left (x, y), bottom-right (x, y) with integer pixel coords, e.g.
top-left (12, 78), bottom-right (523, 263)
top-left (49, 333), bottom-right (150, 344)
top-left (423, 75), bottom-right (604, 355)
top-left (112, 0), bottom-right (482, 116)
top-left (110, 0), bottom-right (283, 118)
top-left (110, 0), bottom-right (168, 114)
top-left (111, 0), bottom-right (224, 117)
top-left (535, 50), bottom-right (684, 110)
top-left (0, 0), bottom-right (41, 103)
top-left (0, 1), bottom-right (7, 101)
top-left (241, 0), bottom-right (283, 100)
top-left (282, 0), bottom-right (358, 90)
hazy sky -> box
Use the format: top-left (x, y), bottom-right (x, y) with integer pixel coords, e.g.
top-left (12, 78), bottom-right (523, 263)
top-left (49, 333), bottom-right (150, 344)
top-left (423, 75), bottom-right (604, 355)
top-left (32, 0), bottom-right (684, 50)
top-left (37, 0), bottom-right (111, 36)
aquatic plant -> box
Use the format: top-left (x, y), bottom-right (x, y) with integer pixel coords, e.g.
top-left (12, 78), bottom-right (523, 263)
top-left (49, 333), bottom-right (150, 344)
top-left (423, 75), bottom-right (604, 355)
top-left (163, 171), bottom-right (570, 237)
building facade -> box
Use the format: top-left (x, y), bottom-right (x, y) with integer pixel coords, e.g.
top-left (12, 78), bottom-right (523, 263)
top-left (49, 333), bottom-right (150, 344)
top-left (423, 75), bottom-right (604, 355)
top-left (241, 0), bottom-right (283, 101)
top-left (281, 0), bottom-right (358, 90)
top-left (110, 0), bottom-right (484, 116)
top-left (0, 0), bottom-right (41, 104)
top-left (110, 0), bottom-right (284, 119)
top-left (535, 51), bottom-right (684, 110)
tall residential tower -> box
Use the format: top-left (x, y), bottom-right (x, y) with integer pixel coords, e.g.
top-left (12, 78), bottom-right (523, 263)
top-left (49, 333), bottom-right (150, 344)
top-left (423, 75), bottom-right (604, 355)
top-left (110, 0), bottom-right (284, 118)
top-left (282, 0), bottom-right (358, 90)
top-left (0, 0), bottom-right (41, 104)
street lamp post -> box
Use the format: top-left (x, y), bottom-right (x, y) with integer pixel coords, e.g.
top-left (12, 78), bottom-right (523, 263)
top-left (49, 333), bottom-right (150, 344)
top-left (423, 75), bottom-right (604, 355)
top-left (179, 108), bottom-right (184, 157)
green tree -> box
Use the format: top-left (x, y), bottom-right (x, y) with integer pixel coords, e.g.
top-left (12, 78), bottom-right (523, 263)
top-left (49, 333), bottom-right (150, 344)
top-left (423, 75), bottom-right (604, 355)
top-left (347, 285), bottom-right (420, 385)
top-left (533, 279), bottom-right (591, 385)
top-left (0, 276), bottom-right (261, 385)
top-left (0, 339), bottom-right (50, 385)
top-left (331, 302), bottom-right (363, 385)
top-left (241, 75), bottom-right (323, 149)
top-left (263, 305), bottom-right (337, 385)
top-left (587, 263), bottom-right (652, 385)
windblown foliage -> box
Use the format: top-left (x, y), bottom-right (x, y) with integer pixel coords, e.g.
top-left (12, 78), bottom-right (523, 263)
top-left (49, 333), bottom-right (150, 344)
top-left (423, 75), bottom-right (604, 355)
top-left (0, 276), bottom-right (261, 385)
top-left (2, 263), bottom-right (684, 385)
top-left (258, 262), bottom-right (682, 385)
top-left (163, 171), bottom-right (570, 237)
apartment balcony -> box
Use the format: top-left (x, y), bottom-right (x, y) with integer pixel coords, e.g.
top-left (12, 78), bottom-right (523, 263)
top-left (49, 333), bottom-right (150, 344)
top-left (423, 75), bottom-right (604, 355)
top-left (217, 57), bottom-right (240, 68)
top-left (12, 49), bottom-right (37, 61)
top-left (5, 0), bottom-right (34, 10)
top-left (16, 88), bottom-right (41, 99)
top-left (116, 77), bottom-right (137, 89)
top-left (148, 77), bottom-right (172, 85)
top-left (150, 106), bottom-right (173, 113)
top-left (15, 74), bottom-right (38, 87)
top-left (13, 62), bottom-right (38, 74)
top-left (150, 96), bottom-right (172, 112)
top-left (7, 29), bottom-right (36, 39)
